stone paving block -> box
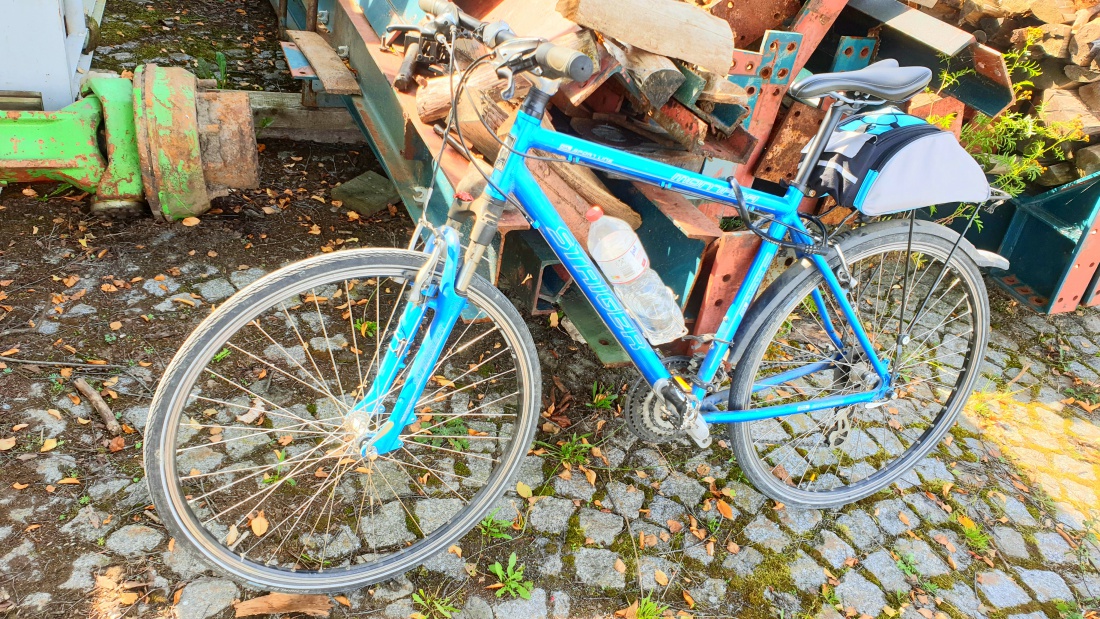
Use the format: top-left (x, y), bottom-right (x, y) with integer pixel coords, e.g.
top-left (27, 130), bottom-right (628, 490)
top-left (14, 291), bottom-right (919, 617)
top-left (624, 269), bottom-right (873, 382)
top-left (939, 583), bottom-right (986, 619)
top-left (1014, 568), bottom-right (1073, 603)
top-left (682, 539), bottom-right (716, 566)
top-left (993, 495), bottom-right (1039, 527)
top-left (494, 588), bottom-right (548, 619)
top-left (914, 457), bottom-right (955, 483)
top-left (528, 497), bottom-right (575, 534)
top-left (175, 578), bottom-right (238, 619)
top-left (814, 531), bottom-right (855, 568)
top-left (721, 546), bottom-right (764, 577)
top-left (862, 549), bottom-right (910, 594)
top-left (646, 496), bottom-right (684, 526)
top-left (1005, 613), bottom-right (1047, 619)
top-left (630, 449), bottom-right (669, 480)
top-left (577, 508), bottom-right (623, 546)
top-left (658, 472), bottom-right (706, 507)
top-left (777, 507), bottom-right (822, 535)
top-left (636, 555), bottom-right (676, 592)
top-left (725, 480), bottom-right (766, 513)
top-left (872, 499), bottom-right (920, 536)
top-left (835, 571), bottom-right (886, 617)
top-left (991, 526), bottom-right (1030, 560)
top-left (976, 570), bottom-right (1031, 609)
top-left (835, 510), bottom-right (883, 550)
top-left (553, 474), bottom-right (596, 502)
top-left (902, 492), bottom-right (949, 525)
top-left (1034, 531), bottom-right (1075, 564)
top-left (632, 521), bottom-right (672, 552)
top-left (574, 548), bottom-right (625, 590)
top-left (894, 538), bottom-right (949, 577)
top-left (928, 529), bottom-right (971, 569)
top-left (688, 578), bottom-right (727, 607)
top-left (788, 550), bottom-right (825, 593)
top-left (743, 515), bottom-right (791, 552)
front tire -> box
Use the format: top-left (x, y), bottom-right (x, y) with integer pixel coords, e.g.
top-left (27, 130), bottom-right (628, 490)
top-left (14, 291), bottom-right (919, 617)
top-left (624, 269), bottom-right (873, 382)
top-left (144, 249), bottom-right (540, 592)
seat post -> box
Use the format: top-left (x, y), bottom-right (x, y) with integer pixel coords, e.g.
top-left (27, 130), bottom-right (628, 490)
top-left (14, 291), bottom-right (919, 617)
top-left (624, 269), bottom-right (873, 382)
top-left (791, 100), bottom-right (850, 195)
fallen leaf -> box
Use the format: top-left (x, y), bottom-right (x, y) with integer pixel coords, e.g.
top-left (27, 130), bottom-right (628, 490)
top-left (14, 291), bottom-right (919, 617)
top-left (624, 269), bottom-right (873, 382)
top-left (57, 477), bottom-right (81, 484)
top-left (682, 590), bottom-right (696, 609)
top-left (667, 519), bottom-right (683, 533)
top-left (516, 481), bottom-right (532, 498)
top-left (654, 569), bottom-right (669, 587)
top-left (118, 592), bottom-right (139, 605)
top-left (898, 512), bottom-right (910, 527)
top-left (0, 347), bottom-right (18, 357)
top-left (614, 558), bottom-right (626, 573)
top-left (716, 499), bottom-right (734, 520)
top-left (13, 482), bottom-right (28, 490)
top-left (12, 424), bottom-right (27, 432)
top-left (109, 321), bottom-right (123, 331)
top-left (226, 525), bottom-right (240, 545)
top-left (40, 438), bottom-right (58, 452)
top-left (942, 482), bottom-right (954, 498)
top-left (236, 399), bottom-right (265, 424)
top-left (726, 541), bottom-right (740, 554)
top-left (181, 217), bottom-right (201, 227)
top-left (277, 435), bottom-right (293, 446)
top-left (448, 545), bottom-right (462, 558)
top-left (25, 524), bottom-right (41, 532)
top-left (251, 511), bottom-right (269, 536)
top-left (0, 437), bottom-right (15, 450)
top-left (335, 595), bottom-right (350, 608)
top-left (109, 436), bottom-right (126, 452)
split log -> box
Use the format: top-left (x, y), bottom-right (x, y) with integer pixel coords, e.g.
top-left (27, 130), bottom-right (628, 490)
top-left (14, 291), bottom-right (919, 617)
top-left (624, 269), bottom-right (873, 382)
top-left (416, 65), bottom-right (530, 125)
top-left (556, 0), bottom-right (735, 75)
top-left (603, 39), bottom-right (684, 109)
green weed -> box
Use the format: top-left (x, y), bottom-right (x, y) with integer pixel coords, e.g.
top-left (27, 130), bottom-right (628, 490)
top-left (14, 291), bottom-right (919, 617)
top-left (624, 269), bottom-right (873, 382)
top-left (487, 552), bottom-right (533, 599)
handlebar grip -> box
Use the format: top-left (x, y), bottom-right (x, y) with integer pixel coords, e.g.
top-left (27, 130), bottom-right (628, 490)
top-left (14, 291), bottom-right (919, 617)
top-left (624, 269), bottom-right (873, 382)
top-left (418, 0), bottom-right (450, 13)
top-left (394, 36), bottom-right (421, 92)
top-left (535, 43), bottom-right (594, 83)
top-left (418, 0), bottom-right (482, 31)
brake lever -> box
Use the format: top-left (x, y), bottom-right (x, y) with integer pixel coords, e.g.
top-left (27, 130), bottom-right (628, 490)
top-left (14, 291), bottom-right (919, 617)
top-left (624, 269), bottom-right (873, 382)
top-left (496, 65), bottom-right (517, 100)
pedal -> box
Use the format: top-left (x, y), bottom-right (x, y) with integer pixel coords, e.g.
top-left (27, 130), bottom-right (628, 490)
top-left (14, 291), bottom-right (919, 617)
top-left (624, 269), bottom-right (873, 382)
top-left (684, 411), bottom-right (712, 448)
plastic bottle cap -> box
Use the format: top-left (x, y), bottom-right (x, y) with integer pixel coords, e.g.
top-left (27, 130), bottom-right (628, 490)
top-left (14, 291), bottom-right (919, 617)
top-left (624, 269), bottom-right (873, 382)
top-left (585, 206), bottom-right (604, 222)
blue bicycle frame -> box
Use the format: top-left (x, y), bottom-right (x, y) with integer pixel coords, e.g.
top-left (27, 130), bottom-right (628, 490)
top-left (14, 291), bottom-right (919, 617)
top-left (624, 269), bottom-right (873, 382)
top-left (353, 88), bottom-right (893, 456)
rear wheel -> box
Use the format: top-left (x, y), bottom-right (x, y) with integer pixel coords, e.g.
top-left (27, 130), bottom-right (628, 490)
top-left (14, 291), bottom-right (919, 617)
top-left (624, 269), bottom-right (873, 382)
top-left (728, 222), bottom-right (989, 508)
top-left (144, 249), bottom-right (540, 592)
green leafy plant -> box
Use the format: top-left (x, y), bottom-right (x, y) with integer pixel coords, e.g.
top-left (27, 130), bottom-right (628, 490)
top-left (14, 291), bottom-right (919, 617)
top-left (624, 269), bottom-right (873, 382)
top-left (354, 318), bottom-right (378, 338)
top-left (196, 51), bottom-right (230, 89)
top-left (212, 347), bottom-right (231, 363)
top-left (478, 509), bottom-right (514, 540)
top-left (411, 417), bottom-right (469, 450)
top-left (590, 381), bottom-right (617, 410)
top-left (487, 552), bottom-right (533, 599)
top-left (635, 594), bottom-right (669, 619)
top-left (896, 553), bottom-right (919, 577)
top-left (957, 28), bottom-right (1086, 197)
top-left (537, 433), bottom-right (593, 466)
top-left (412, 589), bottom-right (461, 619)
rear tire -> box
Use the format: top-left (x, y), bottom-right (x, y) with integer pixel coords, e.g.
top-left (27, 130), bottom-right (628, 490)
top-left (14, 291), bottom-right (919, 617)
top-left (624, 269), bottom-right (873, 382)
top-left (728, 222), bottom-right (989, 508)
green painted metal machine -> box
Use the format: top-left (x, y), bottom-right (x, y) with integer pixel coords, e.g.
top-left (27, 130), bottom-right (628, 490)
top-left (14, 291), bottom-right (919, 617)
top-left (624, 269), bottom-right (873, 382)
top-left (0, 64), bottom-right (259, 220)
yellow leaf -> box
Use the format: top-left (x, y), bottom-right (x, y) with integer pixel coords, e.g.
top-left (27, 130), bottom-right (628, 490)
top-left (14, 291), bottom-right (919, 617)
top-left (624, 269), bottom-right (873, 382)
top-left (77, 417), bottom-right (91, 425)
top-left (716, 499), bottom-right (734, 520)
top-left (0, 347), bottom-right (18, 357)
top-left (181, 217), bottom-right (201, 227)
top-left (109, 321), bottom-right (123, 331)
top-left (516, 481), bottom-right (532, 498)
top-left (226, 524), bottom-right (240, 545)
top-left (12, 424), bottom-right (27, 432)
top-left (898, 512), bottom-right (910, 526)
top-left (448, 545), bottom-right (462, 558)
top-left (614, 558), bottom-right (626, 573)
top-left (335, 595), bottom-right (351, 608)
top-left (13, 482), bottom-right (29, 490)
top-left (0, 436), bottom-right (15, 450)
top-left (57, 477), bottom-right (81, 484)
top-left (251, 511), bottom-right (269, 536)
top-left (957, 515), bottom-right (976, 530)
top-left (654, 569), bottom-right (669, 587)
top-left (40, 438), bottom-right (58, 452)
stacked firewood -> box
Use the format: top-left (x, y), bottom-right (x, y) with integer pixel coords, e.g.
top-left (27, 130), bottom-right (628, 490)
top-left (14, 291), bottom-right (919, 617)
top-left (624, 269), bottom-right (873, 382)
top-left (411, 0), bottom-right (746, 232)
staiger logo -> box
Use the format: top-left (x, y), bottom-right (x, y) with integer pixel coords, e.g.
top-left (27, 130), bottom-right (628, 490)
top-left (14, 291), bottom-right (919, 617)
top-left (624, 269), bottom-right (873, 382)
top-left (558, 144), bottom-right (614, 165)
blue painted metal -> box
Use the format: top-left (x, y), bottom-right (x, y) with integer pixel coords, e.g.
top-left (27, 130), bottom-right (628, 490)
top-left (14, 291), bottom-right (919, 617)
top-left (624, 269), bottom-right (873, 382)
top-left (988, 171), bottom-right (1100, 314)
top-left (831, 36), bottom-right (877, 72)
top-left (279, 41), bottom-right (317, 80)
top-left (728, 30), bottom-right (803, 129)
top-left (353, 226), bottom-right (469, 456)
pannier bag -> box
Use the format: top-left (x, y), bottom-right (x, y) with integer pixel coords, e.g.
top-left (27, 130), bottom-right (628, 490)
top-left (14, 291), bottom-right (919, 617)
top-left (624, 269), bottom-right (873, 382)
top-left (805, 108), bottom-right (991, 216)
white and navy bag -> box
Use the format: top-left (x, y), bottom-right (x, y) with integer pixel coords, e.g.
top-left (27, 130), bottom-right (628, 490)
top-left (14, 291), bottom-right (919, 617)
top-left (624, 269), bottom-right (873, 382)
top-left (805, 108), bottom-right (991, 216)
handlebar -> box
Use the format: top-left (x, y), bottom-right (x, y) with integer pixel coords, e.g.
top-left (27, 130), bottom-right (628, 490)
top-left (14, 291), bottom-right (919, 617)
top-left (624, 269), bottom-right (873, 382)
top-left (417, 0), bottom-right (593, 83)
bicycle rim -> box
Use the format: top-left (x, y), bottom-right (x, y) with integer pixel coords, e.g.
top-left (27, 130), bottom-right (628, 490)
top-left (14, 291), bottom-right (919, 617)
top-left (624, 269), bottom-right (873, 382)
top-left (729, 229), bottom-right (988, 507)
top-left (145, 250), bottom-right (539, 591)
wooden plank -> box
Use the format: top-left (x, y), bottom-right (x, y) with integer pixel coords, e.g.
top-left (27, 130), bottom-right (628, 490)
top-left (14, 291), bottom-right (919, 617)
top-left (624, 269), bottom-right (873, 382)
top-left (286, 30), bottom-right (360, 95)
top-left (603, 40), bottom-right (684, 109)
top-left (556, 0), bottom-right (736, 75)
top-left (631, 183), bottom-right (723, 243)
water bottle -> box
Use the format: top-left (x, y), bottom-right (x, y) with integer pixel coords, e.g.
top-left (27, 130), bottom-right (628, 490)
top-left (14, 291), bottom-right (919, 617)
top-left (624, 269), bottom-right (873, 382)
top-left (585, 206), bottom-right (687, 344)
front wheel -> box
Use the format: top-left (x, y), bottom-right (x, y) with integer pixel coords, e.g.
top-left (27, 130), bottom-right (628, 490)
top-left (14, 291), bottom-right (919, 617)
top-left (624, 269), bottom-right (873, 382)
top-left (728, 221), bottom-right (989, 508)
top-left (144, 249), bottom-right (540, 592)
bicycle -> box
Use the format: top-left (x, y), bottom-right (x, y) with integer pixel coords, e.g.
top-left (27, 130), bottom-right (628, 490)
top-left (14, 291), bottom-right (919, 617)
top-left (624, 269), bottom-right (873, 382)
top-left (145, 0), bottom-right (1007, 592)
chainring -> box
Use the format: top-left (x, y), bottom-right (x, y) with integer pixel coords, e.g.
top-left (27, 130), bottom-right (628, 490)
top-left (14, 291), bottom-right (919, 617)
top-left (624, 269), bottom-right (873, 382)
top-left (624, 356), bottom-right (696, 444)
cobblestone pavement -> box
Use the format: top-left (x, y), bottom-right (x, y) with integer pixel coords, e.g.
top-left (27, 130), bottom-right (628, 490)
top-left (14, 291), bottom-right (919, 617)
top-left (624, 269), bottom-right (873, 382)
top-left (1, 156), bottom-right (1099, 618)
